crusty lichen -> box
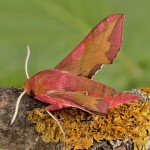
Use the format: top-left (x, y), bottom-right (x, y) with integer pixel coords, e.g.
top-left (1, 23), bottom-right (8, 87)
top-left (140, 87), bottom-right (150, 97)
top-left (28, 88), bottom-right (150, 150)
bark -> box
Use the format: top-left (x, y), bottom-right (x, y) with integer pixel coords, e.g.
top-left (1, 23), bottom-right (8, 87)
top-left (0, 86), bottom-right (134, 150)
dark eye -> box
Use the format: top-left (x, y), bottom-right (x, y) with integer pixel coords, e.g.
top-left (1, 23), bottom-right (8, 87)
top-left (29, 91), bottom-right (34, 97)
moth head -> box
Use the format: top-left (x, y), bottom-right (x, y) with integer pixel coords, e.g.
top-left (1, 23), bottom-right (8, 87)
top-left (23, 79), bottom-right (32, 95)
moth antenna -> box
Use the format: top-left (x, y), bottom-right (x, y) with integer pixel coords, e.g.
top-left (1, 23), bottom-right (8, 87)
top-left (11, 90), bottom-right (27, 124)
top-left (45, 109), bottom-right (66, 141)
top-left (25, 45), bottom-right (30, 79)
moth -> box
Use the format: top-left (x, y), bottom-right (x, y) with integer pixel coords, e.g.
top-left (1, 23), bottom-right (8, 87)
top-left (11, 14), bottom-right (139, 127)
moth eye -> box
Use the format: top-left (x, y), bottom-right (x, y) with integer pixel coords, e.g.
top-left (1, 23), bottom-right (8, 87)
top-left (29, 90), bottom-right (34, 97)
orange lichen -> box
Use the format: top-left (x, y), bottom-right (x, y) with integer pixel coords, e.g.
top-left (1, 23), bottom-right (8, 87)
top-left (28, 88), bottom-right (150, 150)
top-left (140, 87), bottom-right (150, 97)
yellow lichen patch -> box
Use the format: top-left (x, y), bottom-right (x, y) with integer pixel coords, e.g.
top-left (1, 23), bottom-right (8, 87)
top-left (140, 87), bottom-right (150, 97)
top-left (28, 100), bottom-right (150, 150)
top-left (94, 101), bottom-right (150, 150)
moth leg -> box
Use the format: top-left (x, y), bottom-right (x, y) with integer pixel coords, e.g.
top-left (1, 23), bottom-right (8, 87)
top-left (45, 104), bottom-right (63, 111)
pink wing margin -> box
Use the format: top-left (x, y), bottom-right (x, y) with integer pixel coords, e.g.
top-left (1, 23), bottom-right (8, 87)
top-left (55, 14), bottom-right (124, 78)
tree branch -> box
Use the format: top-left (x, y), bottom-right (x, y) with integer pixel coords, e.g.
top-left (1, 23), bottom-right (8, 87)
top-left (0, 86), bottom-right (134, 150)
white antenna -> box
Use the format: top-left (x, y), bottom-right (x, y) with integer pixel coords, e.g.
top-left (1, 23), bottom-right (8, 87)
top-left (11, 90), bottom-right (27, 124)
top-left (25, 45), bottom-right (30, 79)
top-left (45, 109), bottom-right (66, 141)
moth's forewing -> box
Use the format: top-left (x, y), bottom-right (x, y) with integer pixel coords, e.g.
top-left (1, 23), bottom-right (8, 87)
top-left (55, 14), bottom-right (124, 78)
top-left (47, 90), bottom-right (109, 113)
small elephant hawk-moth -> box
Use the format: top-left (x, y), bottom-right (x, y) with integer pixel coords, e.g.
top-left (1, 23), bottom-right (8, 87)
top-left (11, 14), bottom-right (139, 129)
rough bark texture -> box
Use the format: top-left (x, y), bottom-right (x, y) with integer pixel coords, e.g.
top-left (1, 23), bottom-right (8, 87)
top-left (0, 87), bottom-right (134, 150)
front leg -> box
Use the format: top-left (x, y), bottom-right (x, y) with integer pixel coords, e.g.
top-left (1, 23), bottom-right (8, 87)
top-left (34, 94), bottom-right (66, 140)
top-left (45, 104), bottom-right (63, 111)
